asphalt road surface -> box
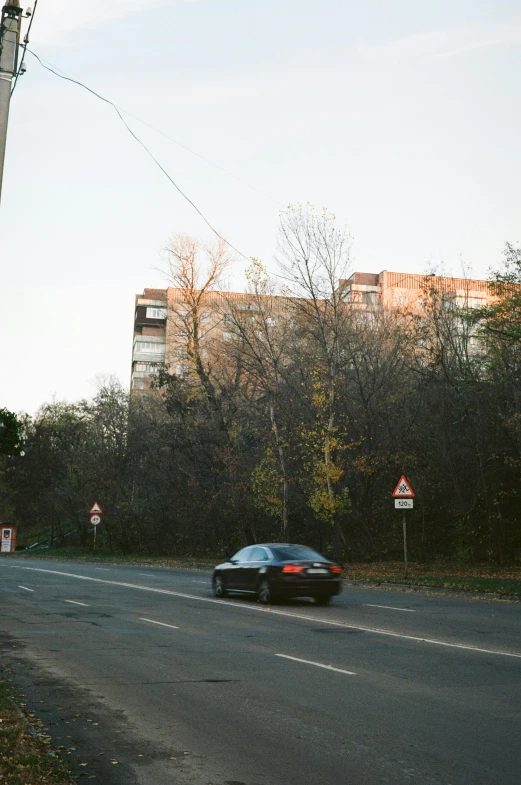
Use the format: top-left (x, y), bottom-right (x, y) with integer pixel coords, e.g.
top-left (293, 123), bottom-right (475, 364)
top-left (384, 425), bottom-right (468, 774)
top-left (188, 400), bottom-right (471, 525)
top-left (1, 557), bottom-right (520, 785)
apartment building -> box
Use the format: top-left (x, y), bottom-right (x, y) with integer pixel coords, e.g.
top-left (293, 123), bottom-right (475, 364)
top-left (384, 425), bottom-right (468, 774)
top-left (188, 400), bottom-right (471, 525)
top-left (131, 271), bottom-right (496, 389)
top-left (132, 288), bottom-right (168, 389)
top-left (342, 270), bottom-right (491, 311)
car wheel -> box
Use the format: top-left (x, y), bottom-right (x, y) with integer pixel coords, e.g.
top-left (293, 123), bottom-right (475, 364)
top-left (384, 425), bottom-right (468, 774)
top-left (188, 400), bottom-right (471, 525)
top-left (213, 575), bottom-right (227, 598)
top-left (257, 579), bottom-right (273, 604)
top-left (315, 595), bottom-right (331, 606)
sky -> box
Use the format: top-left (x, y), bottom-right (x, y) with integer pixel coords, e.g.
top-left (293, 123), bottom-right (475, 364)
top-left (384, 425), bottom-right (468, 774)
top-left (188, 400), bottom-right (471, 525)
top-left (1, 0), bottom-right (520, 414)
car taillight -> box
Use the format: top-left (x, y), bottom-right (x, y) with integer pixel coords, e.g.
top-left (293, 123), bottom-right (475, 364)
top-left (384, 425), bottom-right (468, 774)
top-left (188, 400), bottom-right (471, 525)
top-left (329, 565), bottom-right (342, 575)
top-left (282, 564), bottom-right (305, 574)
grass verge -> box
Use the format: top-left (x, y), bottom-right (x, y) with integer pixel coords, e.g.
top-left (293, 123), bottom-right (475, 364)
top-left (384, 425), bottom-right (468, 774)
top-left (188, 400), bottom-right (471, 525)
top-left (17, 547), bottom-right (216, 569)
top-left (348, 561), bottom-right (521, 596)
top-left (0, 675), bottom-right (74, 784)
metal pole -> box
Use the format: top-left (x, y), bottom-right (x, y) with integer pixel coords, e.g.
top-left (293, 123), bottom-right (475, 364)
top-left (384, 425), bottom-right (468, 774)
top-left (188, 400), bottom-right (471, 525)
top-left (0, 1), bottom-right (22, 205)
top-left (402, 512), bottom-right (408, 578)
top-left (93, 525), bottom-right (96, 552)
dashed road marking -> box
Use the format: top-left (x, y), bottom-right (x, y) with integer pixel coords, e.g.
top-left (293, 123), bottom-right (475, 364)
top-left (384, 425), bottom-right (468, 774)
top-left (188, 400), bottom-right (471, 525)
top-left (275, 653), bottom-right (356, 675)
top-left (64, 600), bottom-right (90, 606)
top-left (140, 618), bottom-right (179, 630)
top-left (366, 604), bottom-right (415, 612)
top-left (18, 585), bottom-right (34, 592)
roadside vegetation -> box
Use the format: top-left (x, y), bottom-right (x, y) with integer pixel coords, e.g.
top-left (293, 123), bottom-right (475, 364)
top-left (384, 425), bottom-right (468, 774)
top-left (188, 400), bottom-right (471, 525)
top-left (348, 561), bottom-right (521, 596)
top-left (1, 210), bottom-right (521, 571)
top-left (0, 674), bottom-right (74, 785)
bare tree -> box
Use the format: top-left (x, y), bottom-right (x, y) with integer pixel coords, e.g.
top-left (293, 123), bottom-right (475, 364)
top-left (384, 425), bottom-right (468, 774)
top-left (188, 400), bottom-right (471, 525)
top-left (223, 259), bottom-right (293, 539)
top-left (164, 234), bottom-right (232, 396)
top-left (162, 234), bottom-right (256, 545)
top-left (277, 205), bottom-right (353, 559)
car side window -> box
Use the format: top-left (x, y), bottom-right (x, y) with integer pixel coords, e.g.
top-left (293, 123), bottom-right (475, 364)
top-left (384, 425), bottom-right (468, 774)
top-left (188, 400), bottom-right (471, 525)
top-left (248, 547), bottom-right (270, 562)
top-left (231, 547), bottom-right (252, 563)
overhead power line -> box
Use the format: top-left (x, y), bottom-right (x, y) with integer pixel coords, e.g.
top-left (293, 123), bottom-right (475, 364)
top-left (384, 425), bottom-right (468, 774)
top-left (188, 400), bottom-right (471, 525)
top-left (28, 48), bottom-right (253, 264)
top-left (26, 50), bottom-right (281, 207)
top-left (26, 50), bottom-right (388, 282)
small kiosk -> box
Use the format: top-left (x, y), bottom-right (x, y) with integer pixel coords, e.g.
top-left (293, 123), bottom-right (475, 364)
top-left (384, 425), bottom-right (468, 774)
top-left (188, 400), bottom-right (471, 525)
top-left (0, 525), bottom-right (17, 554)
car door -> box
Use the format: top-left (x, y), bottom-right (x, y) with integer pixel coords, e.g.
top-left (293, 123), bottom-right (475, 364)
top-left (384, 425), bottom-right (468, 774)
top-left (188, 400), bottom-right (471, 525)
top-left (226, 547), bottom-right (253, 590)
top-left (243, 546), bottom-right (270, 591)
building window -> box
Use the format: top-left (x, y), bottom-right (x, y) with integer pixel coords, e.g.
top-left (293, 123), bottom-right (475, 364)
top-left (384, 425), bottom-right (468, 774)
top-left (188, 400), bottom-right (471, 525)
top-left (224, 313), bottom-right (234, 324)
top-left (175, 364), bottom-right (188, 376)
top-left (201, 312), bottom-right (210, 323)
top-left (266, 317), bottom-right (276, 327)
top-left (135, 362), bottom-right (159, 373)
top-left (223, 331), bottom-right (234, 341)
top-left (146, 307), bottom-right (166, 319)
top-left (361, 292), bottom-right (378, 306)
top-left (135, 341), bottom-right (165, 354)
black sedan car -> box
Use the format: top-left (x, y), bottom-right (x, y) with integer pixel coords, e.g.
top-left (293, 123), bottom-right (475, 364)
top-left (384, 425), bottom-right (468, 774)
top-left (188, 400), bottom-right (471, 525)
top-left (212, 543), bottom-right (342, 605)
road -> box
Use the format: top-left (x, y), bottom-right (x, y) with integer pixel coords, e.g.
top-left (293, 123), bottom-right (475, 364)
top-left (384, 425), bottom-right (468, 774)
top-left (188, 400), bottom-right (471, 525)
top-left (1, 557), bottom-right (520, 785)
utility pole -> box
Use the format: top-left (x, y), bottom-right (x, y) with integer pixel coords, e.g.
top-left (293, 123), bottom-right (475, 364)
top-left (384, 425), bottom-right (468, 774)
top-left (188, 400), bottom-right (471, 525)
top-left (0, 0), bottom-right (23, 205)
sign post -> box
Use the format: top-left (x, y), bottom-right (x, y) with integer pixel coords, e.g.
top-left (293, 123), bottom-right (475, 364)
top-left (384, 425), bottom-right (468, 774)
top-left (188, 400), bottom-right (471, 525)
top-left (89, 503), bottom-right (102, 552)
top-left (392, 476), bottom-right (415, 578)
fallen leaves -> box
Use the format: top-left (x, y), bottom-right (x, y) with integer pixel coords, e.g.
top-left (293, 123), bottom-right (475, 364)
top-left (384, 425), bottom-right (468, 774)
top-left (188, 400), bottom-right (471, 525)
top-left (0, 677), bottom-right (75, 785)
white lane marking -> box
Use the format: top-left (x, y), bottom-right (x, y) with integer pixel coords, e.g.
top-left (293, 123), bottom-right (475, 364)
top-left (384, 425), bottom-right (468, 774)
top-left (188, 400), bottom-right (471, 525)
top-left (138, 573), bottom-right (157, 578)
top-left (276, 653), bottom-right (356, 675)
top-left (366, 604), bottom-right (415, 613)
top-left (8, 566), bottom-right (521, 660)
top-left (64, 600), bottom-right (90, 607)
top-left (94, 568), bottom-right (110, 571)
top-left (19, 585), bottom-right (34, 592)
top-left (192, 580), bottom-right (208, 584)
top-left (140, 618), bottom-right (179, 630)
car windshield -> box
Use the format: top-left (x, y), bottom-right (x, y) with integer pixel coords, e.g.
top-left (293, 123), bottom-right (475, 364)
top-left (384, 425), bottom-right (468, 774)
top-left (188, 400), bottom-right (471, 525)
top-left (271, 545), bottom-right (328, 562)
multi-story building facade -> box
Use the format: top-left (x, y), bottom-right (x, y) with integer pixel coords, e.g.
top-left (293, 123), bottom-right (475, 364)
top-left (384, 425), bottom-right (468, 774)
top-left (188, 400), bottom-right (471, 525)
top-left (341, 270), bottom-right (491, 311)
top-left (132, 289), bottom-right (168, 389)
top-left (131, 271), bottom-right (496, 389)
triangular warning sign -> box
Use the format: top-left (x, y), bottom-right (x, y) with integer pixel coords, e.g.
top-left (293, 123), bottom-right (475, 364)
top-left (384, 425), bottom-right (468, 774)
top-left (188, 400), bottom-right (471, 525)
top-left (392, 476), bottom-right (415, 498)
top-left (89, 502), bottom-right (103, 514)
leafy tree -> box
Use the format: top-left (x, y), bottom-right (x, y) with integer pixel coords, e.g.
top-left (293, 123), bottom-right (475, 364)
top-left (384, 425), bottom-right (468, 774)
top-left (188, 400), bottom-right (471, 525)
top-left (0, 408), bottom-right (24, 456)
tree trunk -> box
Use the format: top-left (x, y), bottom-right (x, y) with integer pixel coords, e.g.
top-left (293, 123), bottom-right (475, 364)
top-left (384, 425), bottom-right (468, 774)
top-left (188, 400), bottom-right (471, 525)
top-left (269, 399), bottom-right (289, 541)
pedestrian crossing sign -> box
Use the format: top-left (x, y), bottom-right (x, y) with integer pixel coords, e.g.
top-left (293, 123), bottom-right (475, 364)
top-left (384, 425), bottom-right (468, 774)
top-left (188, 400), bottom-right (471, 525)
top-left (392, 476), bottom-right (415, 498)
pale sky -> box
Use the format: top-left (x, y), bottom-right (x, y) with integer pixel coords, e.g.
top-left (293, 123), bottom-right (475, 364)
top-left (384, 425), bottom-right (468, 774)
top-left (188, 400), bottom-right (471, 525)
top-left (1, 0), bottom-right (520, 414)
